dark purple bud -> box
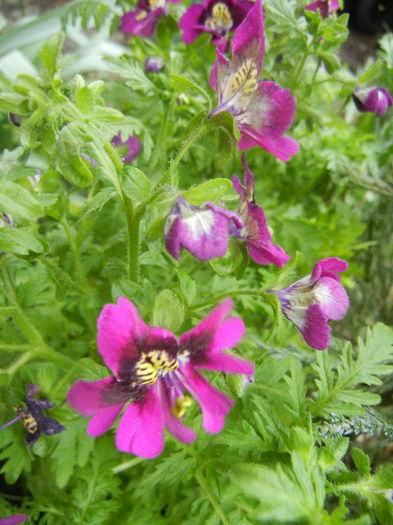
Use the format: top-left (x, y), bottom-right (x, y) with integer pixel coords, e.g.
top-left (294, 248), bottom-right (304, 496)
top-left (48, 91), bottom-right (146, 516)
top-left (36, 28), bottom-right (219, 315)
top-left (9, 113), bottom-right (21, 127)
top-left (145, 56), bottom-right (166, 73)
top-left (352, 87), bottom-right (393, 117)
top-left (112, 132), bottom-right (141, 163)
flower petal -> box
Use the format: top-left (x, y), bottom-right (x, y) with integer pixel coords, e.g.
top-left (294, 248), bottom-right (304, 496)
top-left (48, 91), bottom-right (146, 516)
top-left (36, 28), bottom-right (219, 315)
top-left (115, 387), bottom-right (164, 458)
top-left (158, 380), bottom-right (196, 444)
top-left (315, 277), bottom-right (349, 321)
top-left (0, 515), bottom-right (29, 525)
top-left (180, 364), bottom-right (233, 433)
top-left (300, 304), bottom-right (331, 350)
top-left (67, 377), bottom-right (121, 415)
top-left (97, 297), bottom-right (148, 378)
top-left (87, 405), bottom-right (124, 437)
top-left (179, 4), bottom-right (205, 43)
top-left (232, 0), bottom-right (264, 75)
top-left (199, 351), bottom-right (254, 376)
top-left (209, 317), bottom-right (245, 353)
top-left (311, 257), bottom-right (348, 282)
top-left (121, 8), bottom-right (164, 37)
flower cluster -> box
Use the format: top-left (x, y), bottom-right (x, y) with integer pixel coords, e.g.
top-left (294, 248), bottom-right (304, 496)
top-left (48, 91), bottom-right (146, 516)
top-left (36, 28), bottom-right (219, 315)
top-left (68, 297), bottom-right (253, 458)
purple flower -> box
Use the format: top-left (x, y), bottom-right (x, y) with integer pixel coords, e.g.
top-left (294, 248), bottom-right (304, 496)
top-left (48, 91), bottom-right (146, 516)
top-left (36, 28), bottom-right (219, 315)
top-left (112, 132), bottom-right (141, 163)
top-left (179, 0), bottom-right (253, 45)
top-left (121, 0), bottom-right (182, 37)
top-left (145, 56), bottom-right (166, 73)
top-left (67, 297), bottom-right (253, 458)
top-left (230, 155), bottom-right (290, 267)
top-left (305, 0), bottom-right (339, 19)
top-left (0, 384), bottom-right (65, 448)
top-left (0, 515), bottom-right (29, 525)
top-left (165, 196), bottom-right (243, 261)
top-left (270, 258), bottom-right (349, 350)
top-left (352, 87), bottom-right (393, 117)
top-left (209, 0), bottom-right (298, 161)
top-left (81, 152), bottom-right (98, 167)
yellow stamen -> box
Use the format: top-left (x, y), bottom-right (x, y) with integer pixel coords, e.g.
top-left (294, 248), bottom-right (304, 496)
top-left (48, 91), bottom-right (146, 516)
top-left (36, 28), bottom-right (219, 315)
top-left (171, 396), bottom-right (193, 418)
top-left (135, 9), bottom-right (148, 21)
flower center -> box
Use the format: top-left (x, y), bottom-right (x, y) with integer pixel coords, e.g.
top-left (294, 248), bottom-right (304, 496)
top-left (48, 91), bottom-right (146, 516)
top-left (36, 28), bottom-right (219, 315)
top-left (16, 406), bottom-right (38, 434)
top-left (206, 3), bottom-right (233, 33)
top-left (148, 0), bottom-right (166, 9)
top-left (135, 350), bottom-right (179, 386)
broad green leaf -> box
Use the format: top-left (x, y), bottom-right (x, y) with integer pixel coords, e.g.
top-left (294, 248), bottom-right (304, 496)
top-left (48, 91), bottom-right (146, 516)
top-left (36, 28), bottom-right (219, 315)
top-left (182, 178), bottom-right (233, 205)
top-left (0, 181), bottom-right (43, 220)
top-left (152, 289), bottom-right (184, 333)
top-left (122, 166), bottom-right (151, 203)
top-left (40, 32), bottom-right (64, 79)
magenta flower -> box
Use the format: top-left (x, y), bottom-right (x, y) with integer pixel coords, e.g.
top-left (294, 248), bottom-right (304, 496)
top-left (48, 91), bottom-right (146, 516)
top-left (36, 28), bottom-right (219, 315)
top-left (67, 297), bottom-right (253, 458)
top-left (179, 0), bottom-right (253, 45)
top-left (121, 0), bottom-right (181, 37)
top-left (305, 0), bottom-right (339, 19)
top-left (352, 87), bottom-right (393, 117)
top-left (209, 0), bottom-right (298, 162)
top-left (270, 258), bottom-right (349, 350)
top-left (0, 516), bottom-right (28, 525)
top-left (165, 196), bottom-right (243, 261)
top-left (230, 156), bottom-right (290, 267)
top-left (112, 132), bottom-right (141, 163)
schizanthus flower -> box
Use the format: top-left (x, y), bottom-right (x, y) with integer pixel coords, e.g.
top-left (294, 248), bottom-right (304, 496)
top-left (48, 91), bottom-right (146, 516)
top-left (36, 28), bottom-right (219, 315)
top-left (0, 384), bottom-right (65, 448)
top-left (179, 0), bottom-right (253, 45)
top-left (145, 56), bottom-right (166, 73)
top-left (230, 155), bottom-right (290, 267)
top-left (67, 297), bottom-right (253, 458)
top-left (352, 87), bottom-right (393, 117)
top-left (165, 196), bottom-right (243, 261)
top-left (270, 258), bottom-right (349, 350)
top-left (112, 132), bottom-right (141, 163)
top-left (0, 515), bottom-right (28, 525)
top-left (305, 0), bottom-right (339, 19)
top-left (121, 0), bottom-right (181, 37)
top-left (209, 0), bottom-right (298, 161)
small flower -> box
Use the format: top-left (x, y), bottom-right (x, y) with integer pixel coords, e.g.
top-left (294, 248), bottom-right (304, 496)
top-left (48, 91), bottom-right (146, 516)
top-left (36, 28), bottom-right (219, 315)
top-left (145, 56), bottom-right (166, 73)
top-left (179, 0), bottom-right (253, 45)
top-left (121, 0), bottom-right (181, 37)
top-left (209, 0), bottom-right (298, 161)
top-left (112, 132), bottom-right (141, 163)
top-left (0, 384), bottom-right (65, 448)
top-left (352, 87), bottom-right (393, 117)
top-left (81, 152), bottom-right (98, 167)
top-left (305, 0), bottom-right (339, 19)
top-left (67, 297), bottom-right (253, 458)
top-left (229, 155), bottom-right (290, 267)
top-left (165, 196), bottom-right (243, 261)
top-left (0, 515), bottom-right (29, 525)
top-left (270, 258), bottom-right (349, 350)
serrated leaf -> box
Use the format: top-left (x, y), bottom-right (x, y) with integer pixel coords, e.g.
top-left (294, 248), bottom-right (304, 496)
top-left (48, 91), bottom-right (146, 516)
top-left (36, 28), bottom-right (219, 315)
top-left (122, 166), bottom-right (151, 203)
top-left (0, 228), bottom-right (43, 254)
top-left (182, 178), bottom-right (233, 205)
top-left (83, 187), bottom-right (116, 216)
top-left (352, 448), bottom-right (371, 477)
top-left (40, 32), bottom-right (64, 79)
top-left (0, 181), bottom-right (43, 220)
top-left (75, 86), bottom-right (93, 114)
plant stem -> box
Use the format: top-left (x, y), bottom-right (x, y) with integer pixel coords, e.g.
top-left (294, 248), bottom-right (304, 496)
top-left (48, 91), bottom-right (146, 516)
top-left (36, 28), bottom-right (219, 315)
top-left (62, 218), bottom-right (86, 287)
top-left (127, 207), bottom-right (142, 282)
top-left (195, 470), bottom-right (231, 525)
top-left (112, 457), bottom-right (146, 474)
top-left (189, 289), bottom-right (273, 311)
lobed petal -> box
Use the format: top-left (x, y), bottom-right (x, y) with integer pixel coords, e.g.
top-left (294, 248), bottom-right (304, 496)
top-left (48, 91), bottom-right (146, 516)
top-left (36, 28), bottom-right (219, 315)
top-left (239, 126), bottom-right (299, 162)
top-left (179, 4), bottom-right (205, 44)
top-left (209, 317), bottom-right (245, 353)
top-left (115, 387), bottom-right (164, 458)
top-left (232, 0), bottom-right (264, 75)
top-left (315, 277), bottom-right (349, 321)
top-left (180, 364), bottom-right (233, 433)
top-left (311, 257), bottom-right (348, 283)
top-left (247, 238), bottom-right (290, 267)
top-left (87, 405), bottom-right (124, 437)
top-left (300, 304), bottom-right (331, 350)
top-left (199, 351), bottom-right (254, 377)
top-left (121, 8), bottom-right (164, 37)
top-left (97, 297), bottom-right (148, 378)
top-left (67, 377), bottom-right (122, 416)
top-left (0, 516), bottom-right (29, 525)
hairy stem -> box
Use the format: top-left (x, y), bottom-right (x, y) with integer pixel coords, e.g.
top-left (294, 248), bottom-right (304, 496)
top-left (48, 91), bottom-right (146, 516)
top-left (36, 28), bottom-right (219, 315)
top-left (195, 470), bottom-right (231, 525)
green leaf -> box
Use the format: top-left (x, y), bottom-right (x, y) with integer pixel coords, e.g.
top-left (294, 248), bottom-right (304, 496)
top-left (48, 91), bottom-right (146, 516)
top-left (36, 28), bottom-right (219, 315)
top-left (351, 448), bottom-right (371, 477)
top-left (209, 110), bottom-right (240, 144)
top-left (0, 181), bottom-right (43, 220)
top-left (182, 178), bottom-right (233, 205)
top-left (121, 166), bottom-right (151, 203)
top-left (40, 32), bottom-right (64, 79)
top-left (152, 289), bottom-right (184, 333)
top-left (170, 74), bottom-right (212, 110)
top-left (176, 270), bottom-right (196, 305)
top-left (56, 124), bottom-right (94, 187)
top-left (215, 128), bottom-right (234, 169)
top-left (358, 60), bottom-right (382, 84)
top-left (75, 86), bottom-right (94, 114)
top-left (0, 228), bottom-right (43, 254)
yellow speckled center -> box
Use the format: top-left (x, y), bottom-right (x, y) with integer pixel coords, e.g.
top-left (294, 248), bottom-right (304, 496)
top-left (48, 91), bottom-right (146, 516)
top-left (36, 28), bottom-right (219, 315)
top-left (206, 3), bottom-right (233, 32)
top-left (135, 350), bottom-right (179, 386)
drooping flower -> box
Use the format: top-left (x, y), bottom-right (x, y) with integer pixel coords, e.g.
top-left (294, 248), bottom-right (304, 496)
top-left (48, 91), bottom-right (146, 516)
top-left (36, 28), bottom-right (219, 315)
top-left (209, 0), bottom-right (298, 161)
top-left (0, 515), bottom-right (29, 525)
top-left (0, 384), bottom-right (65, 448)
top-left (352, 87), bottom-right (393, 117)
top-left (67, 297), bottom-right (253, 458)
top-left (165, 195), bottom-right (243, 261)
top-left (270, 258), bottom-right (349, 350)
top-left (230, 155), bottom-right (290, 267)
top-left (179, 0), bottom-right (253, 45)
top-left (145, 56), bottom-right (166, 73)
top-left (121, 0), bottom-right (181, 37)
top-left (112, 132), bottom-right (141, 163)
top-left (305, 0), bottom-right (339, 19)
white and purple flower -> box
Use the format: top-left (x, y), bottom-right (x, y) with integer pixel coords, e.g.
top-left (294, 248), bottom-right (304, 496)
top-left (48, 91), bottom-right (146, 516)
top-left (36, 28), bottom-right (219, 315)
top-left (270, 258), bottom-right (349, 350)
top-left (179, 0), bottom-right (253, 45)
top-left (165, 196), bottom-right (243, 261)
top-left (230, 155), bottom-right (290, 267)
top-left (121, 0), bottom-right (181, 37)
top-left (112, 132), bottom-right (141, 163)
top-left (145, 56), bottom-right (166, 73)
top-left (209, 0), bottom-right (298, 161)
top-left (352, 87), bottom-right (393, 117)
top-left (67, 297), bottom-right (253, 458)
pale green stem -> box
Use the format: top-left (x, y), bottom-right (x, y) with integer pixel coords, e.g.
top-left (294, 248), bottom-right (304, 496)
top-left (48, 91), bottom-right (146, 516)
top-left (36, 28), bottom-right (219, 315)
top-left (62, 218), bottom-right (86, 287)
top-left (195, 470), bottom-right (231, 525)
top-left (6, 352), bottom-right (32, 376)
top-left (112, 457), bottom-right (147, 474)
top-left (190, 289), bottom-right (273, 311)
